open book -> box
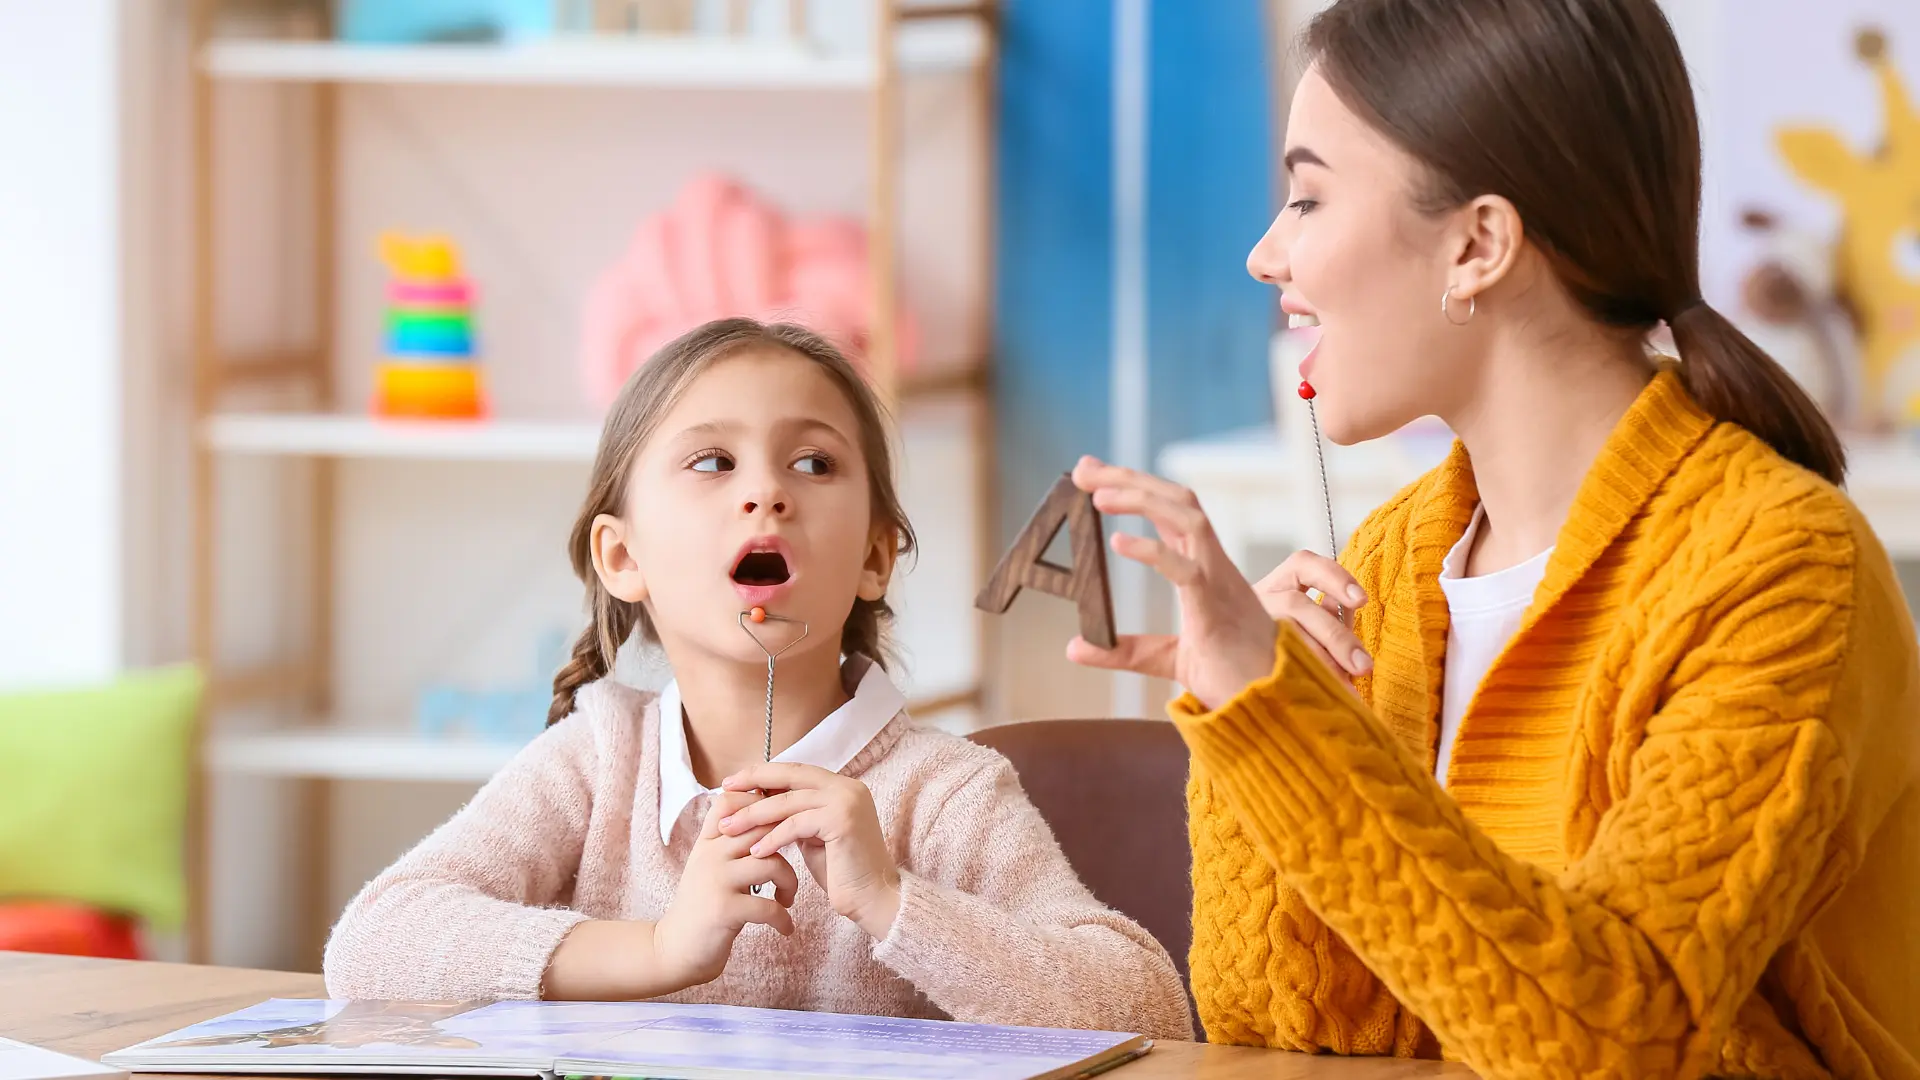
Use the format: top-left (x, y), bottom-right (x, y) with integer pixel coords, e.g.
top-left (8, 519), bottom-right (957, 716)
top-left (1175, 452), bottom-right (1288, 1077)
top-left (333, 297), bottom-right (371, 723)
top-left (102, 999), bottom-right (1151, 1080)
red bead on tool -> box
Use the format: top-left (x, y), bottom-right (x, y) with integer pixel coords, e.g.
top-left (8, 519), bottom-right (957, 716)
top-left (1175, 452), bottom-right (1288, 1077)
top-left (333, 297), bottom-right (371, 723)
top-left (1298, 381), bottom-right (1317, 401)
top-left (749, 606), bottom-right (767, 624)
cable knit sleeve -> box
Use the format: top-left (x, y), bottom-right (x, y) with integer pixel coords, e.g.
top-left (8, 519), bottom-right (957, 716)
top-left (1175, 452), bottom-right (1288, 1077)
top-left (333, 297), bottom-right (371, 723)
top-left (322, 708), bottom-right (603, 1001)
top-left (1188, 764), bottom-right (1425, 1054)
top-left (870, 752), bottom-right (1195, 1042)
top-left (1173, 523), bottom-right (1857, 1079)
top-left (1188, 485), bottom-right (1434, 1054)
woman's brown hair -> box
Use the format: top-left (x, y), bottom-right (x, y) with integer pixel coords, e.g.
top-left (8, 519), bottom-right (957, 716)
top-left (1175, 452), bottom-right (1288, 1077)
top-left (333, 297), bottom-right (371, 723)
top-left (1305, 0), bottom-right (1846, 483)
top-left (546, 318), bottom-right (917, 726)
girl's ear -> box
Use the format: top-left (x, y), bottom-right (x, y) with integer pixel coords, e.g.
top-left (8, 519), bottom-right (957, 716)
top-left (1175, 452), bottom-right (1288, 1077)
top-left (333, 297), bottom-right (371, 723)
top-left (590, 513), bottom-right (649, 604)
top-left (856, 524), bottom-right (898, 602)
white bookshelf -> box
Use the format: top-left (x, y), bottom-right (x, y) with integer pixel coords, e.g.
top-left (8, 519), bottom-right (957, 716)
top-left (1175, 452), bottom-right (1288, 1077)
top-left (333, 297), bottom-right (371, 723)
top-left (205, 412), bottom-right (601, 462)
top-left (183, 1), bottom-right (999, 965)
top-left (208, 730), bottom-right (523, 783)
top-left (202, 25), bottom-right (986, 89)
top-left (208, 697), bottom-right (979, 785)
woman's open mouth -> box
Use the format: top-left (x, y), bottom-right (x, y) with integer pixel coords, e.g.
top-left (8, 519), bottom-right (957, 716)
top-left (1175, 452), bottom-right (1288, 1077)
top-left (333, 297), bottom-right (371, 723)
top-left (1289, 312), bottom-right (1324, 381)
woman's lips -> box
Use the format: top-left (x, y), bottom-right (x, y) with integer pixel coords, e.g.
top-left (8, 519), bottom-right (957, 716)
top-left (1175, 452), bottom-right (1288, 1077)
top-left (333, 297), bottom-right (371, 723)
top-left (1289, 312), bottom-right (1323, 382)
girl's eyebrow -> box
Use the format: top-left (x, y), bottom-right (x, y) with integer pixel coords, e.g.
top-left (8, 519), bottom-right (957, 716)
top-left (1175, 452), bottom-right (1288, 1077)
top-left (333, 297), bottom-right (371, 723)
top-left (770, 416), bottom-right (853, 445)
top-left (671, 419), bottom-right (742, 441)
top-left (668, 416), bottom-right (852, 444)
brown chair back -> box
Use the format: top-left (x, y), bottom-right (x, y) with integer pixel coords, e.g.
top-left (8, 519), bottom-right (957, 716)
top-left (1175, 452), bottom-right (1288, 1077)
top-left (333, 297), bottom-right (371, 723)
top-left (966, 719), bottom-right (1197, 1031)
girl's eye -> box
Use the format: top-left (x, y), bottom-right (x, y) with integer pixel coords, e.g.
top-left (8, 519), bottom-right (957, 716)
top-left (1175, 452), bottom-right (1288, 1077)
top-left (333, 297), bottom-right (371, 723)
top-left (792, 453), bottom-right (834, 477)
top-left (1287, 198), bottom-right (1318, 216)
top-left (687, 451), bottom-right (734, 473)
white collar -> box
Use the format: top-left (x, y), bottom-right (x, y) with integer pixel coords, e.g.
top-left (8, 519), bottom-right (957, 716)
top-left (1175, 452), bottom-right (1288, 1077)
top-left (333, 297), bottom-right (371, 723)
top-left (656, 655), bottom-right (907, 844)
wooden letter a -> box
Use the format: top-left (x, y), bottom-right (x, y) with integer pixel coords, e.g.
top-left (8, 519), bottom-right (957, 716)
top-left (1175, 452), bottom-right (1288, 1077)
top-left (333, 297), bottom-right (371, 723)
top-left (974, 474), bottom-right (1116, 649)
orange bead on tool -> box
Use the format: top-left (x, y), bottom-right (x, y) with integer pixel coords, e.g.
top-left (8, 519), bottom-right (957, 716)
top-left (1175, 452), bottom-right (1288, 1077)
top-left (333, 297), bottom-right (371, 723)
top-left (749, 606), bottom-right (767, 623)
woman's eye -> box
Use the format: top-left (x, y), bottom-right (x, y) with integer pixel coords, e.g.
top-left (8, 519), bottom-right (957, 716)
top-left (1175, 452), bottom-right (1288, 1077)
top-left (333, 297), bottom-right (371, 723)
top-left (688, 452), bottom-right (734, 473)
top-left (1287, 198), bottom-right (1318, 216)
top-left (792, 454), bottom-right (833, 477)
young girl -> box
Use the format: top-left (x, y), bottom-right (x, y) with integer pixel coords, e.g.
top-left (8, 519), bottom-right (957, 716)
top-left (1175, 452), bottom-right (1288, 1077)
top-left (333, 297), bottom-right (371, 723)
top-left (1072, 0), bottom-right (1920, 1075)
top-left (323, 318), bottom-right (1193, 1042)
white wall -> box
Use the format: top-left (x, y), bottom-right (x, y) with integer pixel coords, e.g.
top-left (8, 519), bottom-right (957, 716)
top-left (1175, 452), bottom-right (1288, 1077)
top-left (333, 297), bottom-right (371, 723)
top-left (0, 0), bottom-right (123, 687)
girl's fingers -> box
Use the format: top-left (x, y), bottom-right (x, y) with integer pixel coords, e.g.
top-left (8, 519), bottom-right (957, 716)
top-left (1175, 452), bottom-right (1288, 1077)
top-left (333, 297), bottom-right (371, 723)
top-left (727, 895), bottom-right (796, 937)
top-left (726, 852), bottom-right (799, 906)
top-left (1065, 633), bottom-right (1178, 679)
top-left (700, 790), bottom-right (764, 840)
top-left (1258, 551), bottom-right (1367, 609)
top-left (718, 790), bottom-right (825, 835)
top-left (722, 762), bottom-right (834, 794)
top-left (1110, 532), bottom-right (1202, 587)
top-left (748, 809), bottom-right (829, 859)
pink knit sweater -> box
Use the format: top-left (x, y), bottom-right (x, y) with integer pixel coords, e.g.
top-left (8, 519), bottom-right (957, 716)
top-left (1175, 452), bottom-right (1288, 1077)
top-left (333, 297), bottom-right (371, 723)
top-left (323, 679), bottom-right (1194, 1041)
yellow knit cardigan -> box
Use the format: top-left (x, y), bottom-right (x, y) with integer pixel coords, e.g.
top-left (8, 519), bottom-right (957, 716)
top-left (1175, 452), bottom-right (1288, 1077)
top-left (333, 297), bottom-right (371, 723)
top-left (1181, 372), bottom-right (1920, 1079)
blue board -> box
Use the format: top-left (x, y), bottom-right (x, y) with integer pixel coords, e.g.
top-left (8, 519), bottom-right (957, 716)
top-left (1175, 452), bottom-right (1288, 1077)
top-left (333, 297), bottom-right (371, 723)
top-left (994, 1), bottom-right (1276, 542)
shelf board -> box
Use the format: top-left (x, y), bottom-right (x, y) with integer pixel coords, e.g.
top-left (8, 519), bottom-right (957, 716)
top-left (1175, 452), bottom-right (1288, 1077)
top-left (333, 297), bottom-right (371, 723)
top-left (208, 686), bottom-right (980, 784)
top-left (205, 412), bottom-right (601, 462)
top-left (202, 24), bottom-right (986, 90)
top-left (207, 730), bottom-right (524, 783)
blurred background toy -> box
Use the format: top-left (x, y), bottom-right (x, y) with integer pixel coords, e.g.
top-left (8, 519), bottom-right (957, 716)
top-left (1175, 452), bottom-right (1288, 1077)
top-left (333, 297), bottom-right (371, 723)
top-left (1776, 27), bottom-right (1920, 430)
top-left (580, 172), bottom-right (918, 409)
top-left (1730, 208), bottom-right (1864, 426)
top-left (414, 630), bottom-right (567, 743)
top-left (338, 0), bottom-right (557, 44)
top-left (374, 233), bottom-right (488, 420)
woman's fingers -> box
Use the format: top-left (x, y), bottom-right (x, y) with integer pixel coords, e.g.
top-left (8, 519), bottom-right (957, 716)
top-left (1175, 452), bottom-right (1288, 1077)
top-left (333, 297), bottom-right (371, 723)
top-left (1088, 486), bottom-right (1211, 546)
top-left (1110, 531), bottom-right (1201, 586)
top-left (1257, 551), bottom-right (1367, 609)
top-left (1066, 633), bottom-right (1177, 679)
top-left (1071, 455), bottom-right (1197, 509)
top-left (1274, 593), bottom-right (1372, 676)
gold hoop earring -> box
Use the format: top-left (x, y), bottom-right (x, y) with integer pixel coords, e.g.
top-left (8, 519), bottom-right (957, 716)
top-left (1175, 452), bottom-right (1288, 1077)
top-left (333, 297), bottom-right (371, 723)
top-left (1442, 285), bottom-right (1476, 326)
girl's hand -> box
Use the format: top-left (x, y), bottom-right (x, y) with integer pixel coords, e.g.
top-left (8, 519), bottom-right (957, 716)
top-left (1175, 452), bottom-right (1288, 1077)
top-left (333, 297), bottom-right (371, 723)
top-left (1066, 456), bottom-right (1290, 711)
top-left (1252, 551), bottom-right (1373, 681)
top-left (652, 790), bottom-right (800, 989)
top-left (719, 764), bottom-right (901, 941)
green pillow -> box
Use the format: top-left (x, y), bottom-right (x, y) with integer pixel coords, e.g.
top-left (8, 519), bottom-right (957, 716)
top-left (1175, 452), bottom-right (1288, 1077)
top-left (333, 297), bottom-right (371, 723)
top-left (0, 665), bottom-right (203, 929)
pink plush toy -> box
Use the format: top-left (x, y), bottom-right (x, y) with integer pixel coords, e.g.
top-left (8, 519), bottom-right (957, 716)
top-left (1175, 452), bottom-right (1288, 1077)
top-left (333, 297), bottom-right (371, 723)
top-left (581, 173), bottom-right (918, 409)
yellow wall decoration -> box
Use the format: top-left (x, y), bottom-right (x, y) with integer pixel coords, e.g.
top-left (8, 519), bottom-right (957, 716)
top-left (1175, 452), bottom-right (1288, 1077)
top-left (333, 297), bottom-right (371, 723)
top-left (1777, 29), bottom-right (1920, 426)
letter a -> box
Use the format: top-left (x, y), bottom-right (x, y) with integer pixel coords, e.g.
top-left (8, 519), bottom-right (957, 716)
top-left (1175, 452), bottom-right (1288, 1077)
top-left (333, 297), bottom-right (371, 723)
top-left (975, 474), bottom-right (1116, 649)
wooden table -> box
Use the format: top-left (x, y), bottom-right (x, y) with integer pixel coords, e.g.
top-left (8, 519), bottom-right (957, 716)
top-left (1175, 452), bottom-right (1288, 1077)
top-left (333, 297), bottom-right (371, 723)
top-left (0, 953), bottom-right (1472, 1079)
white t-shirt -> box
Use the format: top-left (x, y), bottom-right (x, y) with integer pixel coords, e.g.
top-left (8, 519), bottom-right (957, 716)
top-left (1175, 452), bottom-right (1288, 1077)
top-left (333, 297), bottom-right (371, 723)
top-left (1434, 506), bottom-right (1553, 786)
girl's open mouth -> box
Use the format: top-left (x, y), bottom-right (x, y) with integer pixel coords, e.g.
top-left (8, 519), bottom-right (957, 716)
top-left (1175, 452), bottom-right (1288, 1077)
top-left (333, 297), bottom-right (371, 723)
top-left (731, 540), bottom-right (795, 606)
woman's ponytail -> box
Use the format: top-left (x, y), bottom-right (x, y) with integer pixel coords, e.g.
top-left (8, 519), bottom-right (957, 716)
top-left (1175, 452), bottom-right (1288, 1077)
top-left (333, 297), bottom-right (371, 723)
top-left (1668, 301), bottom-right (1847, 485)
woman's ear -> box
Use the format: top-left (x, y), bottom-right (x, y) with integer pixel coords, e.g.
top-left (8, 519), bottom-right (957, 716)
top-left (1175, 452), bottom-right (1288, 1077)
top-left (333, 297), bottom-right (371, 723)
top-left (1448, 193), bottom-right (1525, 303)
top-left (856, 525), bottom-right (898, 602)
top-left (590, 513), bottom-right (649, 604)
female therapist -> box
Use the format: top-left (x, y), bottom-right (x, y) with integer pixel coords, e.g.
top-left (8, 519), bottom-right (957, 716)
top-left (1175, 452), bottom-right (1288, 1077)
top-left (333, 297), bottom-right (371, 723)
top-left (1072, 0), bottom-right (1920, 1076)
